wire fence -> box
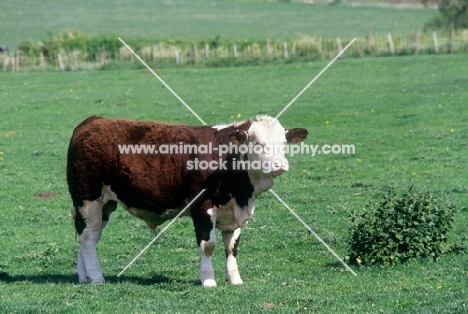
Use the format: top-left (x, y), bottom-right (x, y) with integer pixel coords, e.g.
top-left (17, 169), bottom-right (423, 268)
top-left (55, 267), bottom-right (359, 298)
top-left (2, 28), bottom-right (468, 72)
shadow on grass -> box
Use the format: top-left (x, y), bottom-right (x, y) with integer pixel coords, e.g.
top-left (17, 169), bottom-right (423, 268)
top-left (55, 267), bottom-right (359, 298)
top-left (0, 271), bottom-right (200, 286)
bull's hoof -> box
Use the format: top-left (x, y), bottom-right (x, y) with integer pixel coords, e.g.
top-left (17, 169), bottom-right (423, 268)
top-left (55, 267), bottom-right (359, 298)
top-left (90, 277), bottom-right (106, 284)
top-left (202, 279), bottom-right (217, 287)
top-left (228, 277), bottom-right (243, 285)
top-left (226, 270), bottom-right (243, 285)
top-left (81, 275), bottom-right (105, 284)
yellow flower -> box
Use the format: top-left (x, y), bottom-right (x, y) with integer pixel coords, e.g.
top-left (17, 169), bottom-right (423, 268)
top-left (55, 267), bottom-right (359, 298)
top-left (236, 113), bottom-right (242, 119)
top-left (450, 128), bottom-right (454, 133)
top-left (325, 120), bottom-right (329, 125)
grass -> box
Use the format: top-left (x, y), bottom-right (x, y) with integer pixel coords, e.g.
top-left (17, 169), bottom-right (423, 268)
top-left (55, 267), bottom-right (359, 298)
top-left (0, 54), bottom-right (467, 313)
top-left (1, 0), bottom-right (436, 49)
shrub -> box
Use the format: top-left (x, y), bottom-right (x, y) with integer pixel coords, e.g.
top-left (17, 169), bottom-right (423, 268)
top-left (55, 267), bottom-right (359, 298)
top-left (347, 186), bottom-right (456, 266)
top-left (42, 29), bottom-right (89, 59)
top-left (423, 0), bottom-right (468, 29)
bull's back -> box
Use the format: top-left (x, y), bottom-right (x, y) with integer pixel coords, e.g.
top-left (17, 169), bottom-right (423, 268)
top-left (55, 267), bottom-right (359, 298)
top-left (67, 116), bottom-right (212, 211)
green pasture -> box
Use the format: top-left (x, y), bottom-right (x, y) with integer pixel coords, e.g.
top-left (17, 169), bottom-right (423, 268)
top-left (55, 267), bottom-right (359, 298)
top-left (0, 54), bottom-right (467, 313)
top-left (1, 0), bottom-right (436, 49)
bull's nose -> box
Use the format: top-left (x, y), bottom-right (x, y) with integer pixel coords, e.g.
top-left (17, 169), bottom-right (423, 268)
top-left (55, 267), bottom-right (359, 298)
top-left (271, 160), bottom-right (289, 175)
top-left (272, 168), bottom-right (287, 177)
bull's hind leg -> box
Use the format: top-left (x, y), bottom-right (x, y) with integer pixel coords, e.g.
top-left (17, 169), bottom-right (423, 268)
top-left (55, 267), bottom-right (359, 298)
top-left (73, 200), bottom-right (105, 283)
top-left (222, 228), bottom-right (243, 285)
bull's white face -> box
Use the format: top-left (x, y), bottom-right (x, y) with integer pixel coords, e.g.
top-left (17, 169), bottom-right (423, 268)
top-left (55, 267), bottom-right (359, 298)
top-left (246, 116), bottom-right (290, 175)
top-left (215, 115), bottom-right (308, 179)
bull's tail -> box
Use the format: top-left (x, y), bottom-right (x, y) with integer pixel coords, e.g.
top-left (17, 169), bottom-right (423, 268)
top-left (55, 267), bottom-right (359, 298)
top-left (70, 203), bottom-right (78, 240)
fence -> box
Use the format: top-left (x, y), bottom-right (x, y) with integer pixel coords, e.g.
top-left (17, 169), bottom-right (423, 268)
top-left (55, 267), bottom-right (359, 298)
top-left (2, 28), bottom-right (468, 71)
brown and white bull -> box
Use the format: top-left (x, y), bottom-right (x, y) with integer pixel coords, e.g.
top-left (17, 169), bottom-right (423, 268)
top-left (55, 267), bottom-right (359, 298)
top-left (67, 115), bottom-right (308, 286)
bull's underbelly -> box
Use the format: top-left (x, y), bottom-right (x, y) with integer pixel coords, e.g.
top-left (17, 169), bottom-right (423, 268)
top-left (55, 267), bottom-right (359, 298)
top-left (127, 206), bottom-right (190, 230)
top-left (102, 185), bottom-right (189, 229)
top-left (101, 185), bottom-right (255, 231)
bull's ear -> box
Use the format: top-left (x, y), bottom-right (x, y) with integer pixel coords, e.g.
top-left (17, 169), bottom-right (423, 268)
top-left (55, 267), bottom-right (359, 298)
top-left (229, 129), bottom-right (248, 145)
top-left (285, 128), bottom-right (308, 143)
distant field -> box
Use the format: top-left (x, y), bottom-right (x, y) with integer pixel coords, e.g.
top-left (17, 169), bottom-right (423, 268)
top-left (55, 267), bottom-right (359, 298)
top-left (0, 54), bottom-right (467, 312)
top-left (1, 0), bottom-right (436, 49)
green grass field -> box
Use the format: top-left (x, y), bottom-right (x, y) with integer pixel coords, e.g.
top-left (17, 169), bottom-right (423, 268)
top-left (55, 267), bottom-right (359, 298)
top-left (1, 0), bottom-right (436, 49)
top-left (0, 53), bottom-right (467, 313)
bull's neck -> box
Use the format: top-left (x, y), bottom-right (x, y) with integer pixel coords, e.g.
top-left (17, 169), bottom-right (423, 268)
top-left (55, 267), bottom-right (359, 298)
top-left (247, 170), bottom-right (274, 195)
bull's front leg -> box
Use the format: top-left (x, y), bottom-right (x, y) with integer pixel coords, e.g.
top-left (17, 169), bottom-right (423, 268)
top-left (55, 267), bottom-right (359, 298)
top-left (222, 228), bottom-right (243, 285)
top-left (193, 204), bottom-right (218, 287)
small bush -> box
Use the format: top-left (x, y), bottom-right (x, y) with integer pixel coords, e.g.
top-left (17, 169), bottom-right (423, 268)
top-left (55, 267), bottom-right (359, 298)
top-left (347, 186), bottom-right (456, 266)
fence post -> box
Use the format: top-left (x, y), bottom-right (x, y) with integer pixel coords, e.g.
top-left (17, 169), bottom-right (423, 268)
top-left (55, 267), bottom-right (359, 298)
top-left (291, 42), bottom-right (296, 56)
top-left (175, 50), bottom-right (180, 65)
top-left (283, 42), bottom-right (288, 59)
top-left (387, 33), bottom-right (394, 55)
top-left (336, 37), bottom-right (342, 53)
top-left (266, 39), bottom-right (271, 55)
top-left (14, 49), bottom-right (20, 72)
top-left (101, 46), bottom-right (106, 65)
top-left (432, 31), bottom-right (438, 53)
top-left (233, 43), bottom-right (238, 58)
top-left (58, 53), bottom-right (65, 71)
top-left (367, 30), bottom-right (374, 46)
top-left (159, 42), bottom-right (164, 63)
top-left (204, 43), bottom-right (209, 58)
top-left (151, 43), bottom-right (155, 61)
top-left (193, 44), bottom-right (198, 63)
top-left (3, 54), bottom-right (9, 72)
top-left (449, 23), bottom-right (454, 53)
top-left (40, 50), bottom-right (45, 67)
top-left (317, 35), bottom-right (322, 56)
top-left (66, 48), bottom-right (73, 70)
top-left (413, 28), bottom-right (420, 53)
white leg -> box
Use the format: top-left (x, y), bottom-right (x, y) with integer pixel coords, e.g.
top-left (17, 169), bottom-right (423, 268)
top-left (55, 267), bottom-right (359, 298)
top-left (222, 228), bottom-right (243, 285)
top-left (76, 245), bottom-right (87, 283)
top-left (77, 200), bottom-right (105, 283)
top-left (199, 240), bottom-right (216, 287)
top-left (71, 204), bottom-right (88, 283)
top-left (199, 209), bottom-right (217, 287)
